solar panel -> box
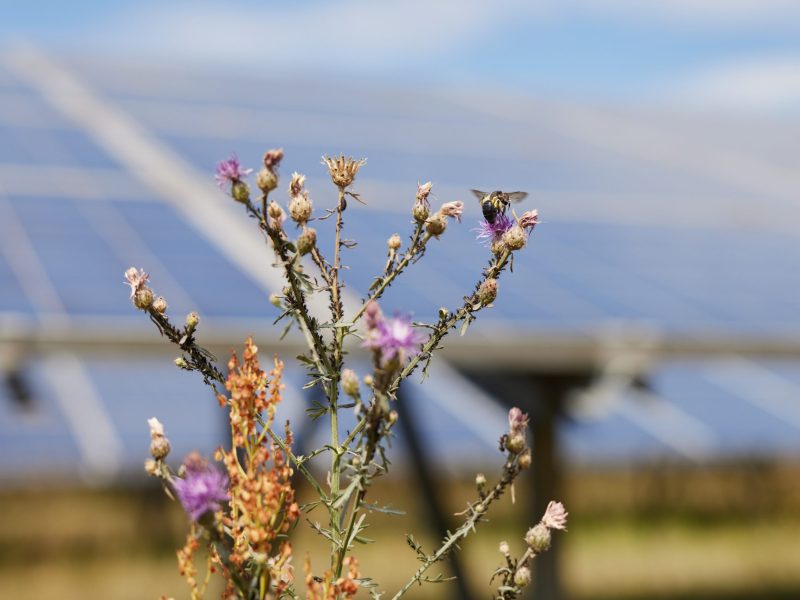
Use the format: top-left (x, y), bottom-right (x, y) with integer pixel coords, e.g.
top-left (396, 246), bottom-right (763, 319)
top-left (2, 49), bottom-right (800, 480)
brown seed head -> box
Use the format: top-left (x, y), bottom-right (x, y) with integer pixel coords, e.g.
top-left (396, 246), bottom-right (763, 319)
top-left (322, 155), bottom-right (366, 189)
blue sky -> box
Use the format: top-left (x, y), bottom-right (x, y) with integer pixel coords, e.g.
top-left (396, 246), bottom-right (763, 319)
top-left (3, 1), bottom-right (800, 115)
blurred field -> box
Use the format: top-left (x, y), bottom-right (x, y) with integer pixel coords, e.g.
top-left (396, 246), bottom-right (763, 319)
top-left (1, 461), bottom-right (799, 599)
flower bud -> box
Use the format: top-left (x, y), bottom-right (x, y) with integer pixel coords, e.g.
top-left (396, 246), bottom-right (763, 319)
top-left (478, 278), bottom-right (498, 305)
top-left (387, 233), bottom-right (402, 250)
top-left (499, 541), bottom-right (510, 555)
top-left (288, 193), bottom-right (313, 224)
top-left (475, 472), bottom-right (486, 487)
top-left (341, 369), bottom-right (359, 397)
top-left (133, 286), bottom-right (154, 310)
top-left (150, 434), bottom-right (171, 460)
top-left (518, 448), bottom-right (532, 469)
top-left (525, 523), bottom-right (551, 553)
top-left (388, 410), bottom-right (398, 425)
top-left (506, 433), bottom-right (526, 454)
top-left (502, 224), bottom-right (527, 250)
top-left (269, 293), bottom-right (282, 307)
top-left (144, 458), bottom-right (159, 476)
top-left (152, 296), bottom-right (168, 314)
top-left (363, 374), bottom-right (374, 387)
top-left (175, 357), bottom-right (189, 369)
top-left (412, 202), bottom-right (430, 224)
top-left (185, 312), bottom-right (200, 329)
top-left (296, 227), bottom-right (317, 256)
top-left (513, 566), bottom-right (532, 588)
top-left (425, 213), bottom-right (447, 237)
top-left (231, 180), bottom-right (250, 204)
top-left (268, 200), bottom-right (284, 219)
top-left (256, 167), bottom-right (278, 192)
top-left (491, 238), bottom-right (506, 256)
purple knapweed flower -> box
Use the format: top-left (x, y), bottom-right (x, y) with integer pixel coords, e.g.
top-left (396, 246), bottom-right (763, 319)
top-left (474, 213), bottom-right (513, 246)
top-left (215, 154), bottom-right (253, 190)
top-left (172, 453), bottom-right (229, 521)
top-left (362, 311), bottom-right (425, 364)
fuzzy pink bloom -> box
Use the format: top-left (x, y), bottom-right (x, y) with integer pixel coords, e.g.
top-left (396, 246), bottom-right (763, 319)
top-left (518, 209), bottom-right (539, 231)
top-left (474, 214), bottom-right (513, 246)
top-left (215, 154), bottom-right (252, 189)
top-left (263, 148), bottom-right (284, 170)
top-left (541, 500), bottom-right (568, 531)
top-left (439, 201), bottom-right (464, 222)
top-left (124, 267), bottom-right (149, 298)
top-left (172, 454), bottom-right (229, 522)
top-left (289, 172), bottom-right (306, 197)
top-left (508, 407), bottom-right (529, 436)
top-left (362, 312), bottom-right (425, 364)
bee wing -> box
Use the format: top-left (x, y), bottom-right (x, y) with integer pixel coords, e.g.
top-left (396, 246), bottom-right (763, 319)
top-left (506, 191), bottom-right (528, 203)
top-left (470, 189), bottom-right (488, 201)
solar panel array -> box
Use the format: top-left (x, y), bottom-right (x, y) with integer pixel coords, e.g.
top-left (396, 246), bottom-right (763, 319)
top-left (1, 49), bottom-right (800, 482)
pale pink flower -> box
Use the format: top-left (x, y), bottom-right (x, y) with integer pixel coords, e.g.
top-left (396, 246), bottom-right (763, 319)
top-left (439, 201), bottom-right (464, 222)
top-left (541, 500), bottom-right (568, 531)
top-left (518, 209), bottom-right (539, 231)
top-left (508, 407), bottom-right (529, 436)
top-left (124, 267), bottom-right (149, 298)
top-left (416, 181), bottom-right (433, 207)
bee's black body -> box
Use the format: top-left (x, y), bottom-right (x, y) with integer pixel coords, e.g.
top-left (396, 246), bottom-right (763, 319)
top-left (471, 189), bottom-right (529, 224)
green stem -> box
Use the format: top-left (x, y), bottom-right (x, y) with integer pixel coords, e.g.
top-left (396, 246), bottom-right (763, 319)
top-left (391, 455), bottom-right (521, 600)
top-left (351, 224), bottom-right (428, 323)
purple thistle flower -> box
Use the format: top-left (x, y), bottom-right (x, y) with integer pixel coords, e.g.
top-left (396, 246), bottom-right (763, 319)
top-left (172, 454), bottom-right (229, 521)
top-left (474, 213), bottom-right (513, 246)
top-left (362, 312), bottom-right (425, 364)
top-left (215, 154), bottom-right (253, 190)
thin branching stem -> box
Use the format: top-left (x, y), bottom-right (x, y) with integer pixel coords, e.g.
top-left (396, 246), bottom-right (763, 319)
top-left (391, 454), bottom-right (522, 600)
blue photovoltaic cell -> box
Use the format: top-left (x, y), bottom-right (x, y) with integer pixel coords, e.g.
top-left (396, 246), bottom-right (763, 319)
top-left (0, 366), bottom-right (83, 475)
top-left (0, 251), bottom-right (35, 314)
top-left (654, 364), bottom-right (800, 456)
top-left (113, 201), bottom-right (279, 319)
top-left (10, 197), bottom-right (131, 316)
top-left (82, 357), bottom-right (224, 465)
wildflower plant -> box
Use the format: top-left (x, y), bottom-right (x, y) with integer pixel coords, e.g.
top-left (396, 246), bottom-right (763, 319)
top-left (130, 149), bottom-right (565, 599)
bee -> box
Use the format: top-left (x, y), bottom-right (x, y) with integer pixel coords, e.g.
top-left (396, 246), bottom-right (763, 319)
top-left (470, 189), bottom-right (528, 224)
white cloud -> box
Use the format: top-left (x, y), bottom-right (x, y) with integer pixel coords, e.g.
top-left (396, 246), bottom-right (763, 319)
top-left (668, 56), bottom-right (800, 114)
top-left (89, 0), bottom-right (539, 70)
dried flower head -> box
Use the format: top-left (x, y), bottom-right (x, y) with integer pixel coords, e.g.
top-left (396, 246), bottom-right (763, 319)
top-left (518, 209), bottom-right (539, 231)
top-left (416, 181), bottom-right (433, 207)
top-left (438, 201), bottom-right (464, 222)
top-left (499, 541), bottom-right (510, 555)
top-left (387, 233), bottom-right (402, 250)
top-left (541, 500), bottom-right (568, 531)
top-left (215, 154), bottom-right (253, 190)
top-left (322, 155), bottom-right (366, 189)
top-left (518, 448), bottom-right (532, 469)
top-left (263, 148), bottom-right (285, 170)
top-left (474, 213), bottom-right (513, 247)
top-left (172, 453), bottom-right (229, 521)
top-left (133, 286), bottom-right (154, 310)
